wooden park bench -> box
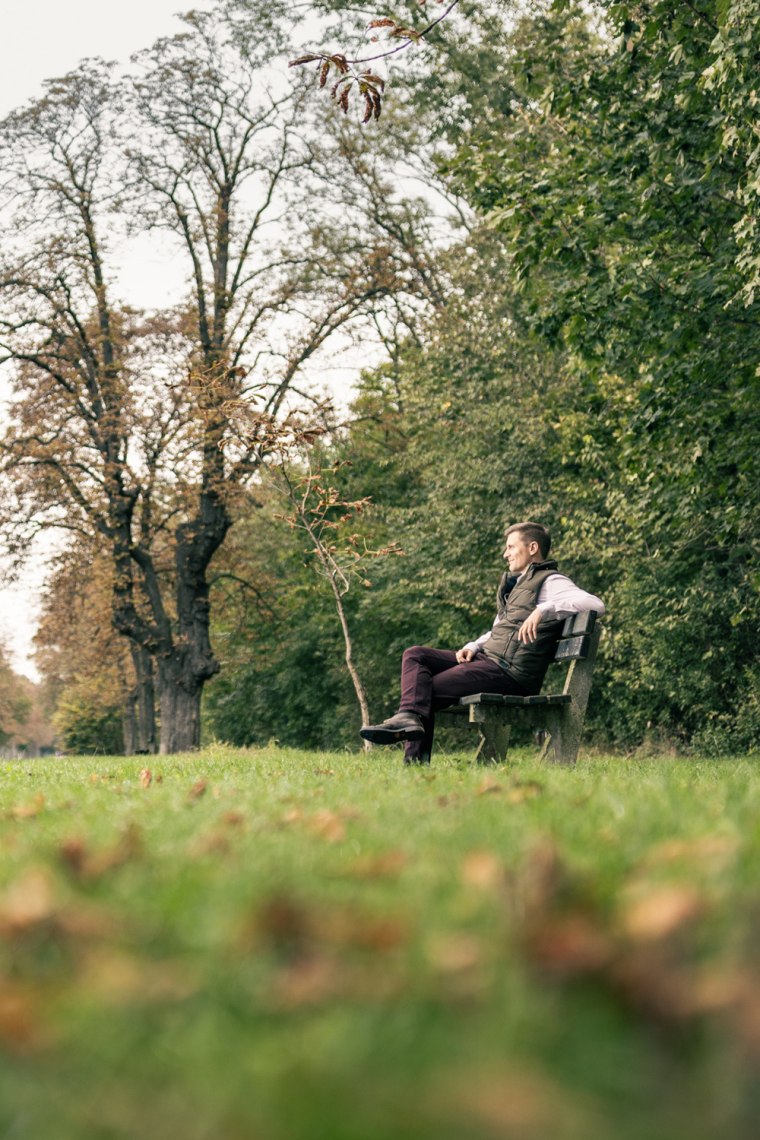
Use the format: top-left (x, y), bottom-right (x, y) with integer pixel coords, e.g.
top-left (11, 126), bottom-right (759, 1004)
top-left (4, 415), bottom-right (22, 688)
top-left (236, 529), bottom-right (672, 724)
top-left (441, 610), bottom-right (601, 766)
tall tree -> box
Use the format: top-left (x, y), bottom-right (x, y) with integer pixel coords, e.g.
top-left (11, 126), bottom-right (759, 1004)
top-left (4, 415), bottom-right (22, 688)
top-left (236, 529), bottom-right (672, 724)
top-left (0, 6), bottom-right (430, 752)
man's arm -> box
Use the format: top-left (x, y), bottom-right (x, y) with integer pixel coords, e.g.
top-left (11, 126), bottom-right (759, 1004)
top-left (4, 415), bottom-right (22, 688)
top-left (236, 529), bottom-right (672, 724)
top-left (535, 574), bottom-right (605, 621)
top-left (520, 574), bottom-right (605, 643)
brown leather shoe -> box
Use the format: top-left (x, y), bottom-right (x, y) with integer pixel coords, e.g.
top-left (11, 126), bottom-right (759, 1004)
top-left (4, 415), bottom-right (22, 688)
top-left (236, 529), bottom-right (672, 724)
top-left (360, 711), bottom-right (424, 744)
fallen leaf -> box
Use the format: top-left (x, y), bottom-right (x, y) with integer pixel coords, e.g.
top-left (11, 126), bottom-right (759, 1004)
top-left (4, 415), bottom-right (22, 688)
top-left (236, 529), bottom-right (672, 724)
top-left (280, 808), bottom-right (303, 826)
top-left (640, 835), bottom-right (738, 871)
top-left (460, 850), bottom-right (506, 893)
top-left (139, 769), bottom-right (153, 788)
top-left (618, 885), bottom-right (704, 943)
top-left (428, 1064), bottom-right (599, 1139)
top-left (0, 983), bottom-right (46, 1053)
top-left (59, 837), bottom-right (88, 876)
top-left (523, 912), bottom-right (613, 980)
top-left (342, 851), bottom-right (408, 880)
top-left (222, 811), bottom-right (245, 827)
top-left (426, 933), bottom-right (483, 974)
top-left (244, 894), bottom-right (408, 959)
top-left (609, 949), bottom-right (699, 1026)
top-left (83, 950), bottom-right (199, 1005)
top-left (306, 809), bottom-right (346, 843)
top-left (507, 779), bottom-right (543, 804)
top-left (9, 795), bottom-right (46, 820)
top-left (0, 867), bottom-right (57, 935)
top-left (187, 780), bottom-right (208, 802)
top-left (273, 954), bottom-right (342, 1009)
top-left (192, 831), bottom-right (231, 856)
top-left (510, 840), bottom-right (566, 922)
top-left (57, 824), bottom-right (143, 881)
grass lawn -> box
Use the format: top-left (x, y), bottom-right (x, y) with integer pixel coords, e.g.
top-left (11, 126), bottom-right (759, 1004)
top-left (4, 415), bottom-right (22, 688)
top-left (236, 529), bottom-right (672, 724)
top-left (1, 745), bottom-right (760, 1140)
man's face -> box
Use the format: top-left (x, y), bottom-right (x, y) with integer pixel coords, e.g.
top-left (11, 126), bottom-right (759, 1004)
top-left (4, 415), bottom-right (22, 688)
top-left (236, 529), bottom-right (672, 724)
top-left (503, 532), bottom-right (539, 573)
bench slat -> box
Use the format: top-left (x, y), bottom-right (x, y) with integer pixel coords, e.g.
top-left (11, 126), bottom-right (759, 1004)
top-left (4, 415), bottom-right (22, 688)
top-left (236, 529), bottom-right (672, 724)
top-left (561, 610), bottom-right (597, 638)
top-left (460, 692), bottom-right (571, 707)
top-left (555, 633), bottom-right (590, 661)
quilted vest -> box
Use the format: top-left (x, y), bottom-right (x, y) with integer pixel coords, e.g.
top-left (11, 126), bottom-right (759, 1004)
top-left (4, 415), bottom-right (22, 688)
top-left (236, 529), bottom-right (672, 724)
top-left (481, 560), bottom-right (564, 694)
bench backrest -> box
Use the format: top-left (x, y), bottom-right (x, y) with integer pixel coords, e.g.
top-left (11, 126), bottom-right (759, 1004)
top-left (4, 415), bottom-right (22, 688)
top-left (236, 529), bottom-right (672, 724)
top-left (554, 609), bottom-right (598, 662)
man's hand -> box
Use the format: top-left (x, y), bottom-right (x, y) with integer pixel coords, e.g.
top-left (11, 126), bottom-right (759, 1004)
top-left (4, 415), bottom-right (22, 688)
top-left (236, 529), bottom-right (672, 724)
top-left (518, 608), bottom-right (543, 643)
top-left (456, 647), bottom-right (476, 664)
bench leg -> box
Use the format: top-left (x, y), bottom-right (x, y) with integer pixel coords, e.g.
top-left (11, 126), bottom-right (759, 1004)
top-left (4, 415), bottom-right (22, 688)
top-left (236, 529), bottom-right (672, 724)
top-left (470, 708), bottom-right (511, 765)
top-left (538, 710), bottom-right (579, 766)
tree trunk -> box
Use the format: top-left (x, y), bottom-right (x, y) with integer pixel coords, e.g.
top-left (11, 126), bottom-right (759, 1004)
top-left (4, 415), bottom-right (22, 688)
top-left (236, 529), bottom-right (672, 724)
top-left (328, 571), bottom-right (373, 751)
top-left (156, 660), bottom-right (203, 754)
top-left (130, 643), bottom-right (157, 753)
top-left (122, 690), bottom-right (138, 756)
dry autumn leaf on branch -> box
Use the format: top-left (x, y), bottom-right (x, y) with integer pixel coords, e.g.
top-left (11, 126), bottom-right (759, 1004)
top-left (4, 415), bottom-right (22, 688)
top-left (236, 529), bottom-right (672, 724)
top-left (288, 1), bottom-right (460, 122)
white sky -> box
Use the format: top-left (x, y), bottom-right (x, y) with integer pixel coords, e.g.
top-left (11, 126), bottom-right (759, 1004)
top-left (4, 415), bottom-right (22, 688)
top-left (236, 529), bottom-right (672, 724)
top-left (0, 0), bottom-right (218, 679)
top-left (1, 0), bottom-right (217, 118)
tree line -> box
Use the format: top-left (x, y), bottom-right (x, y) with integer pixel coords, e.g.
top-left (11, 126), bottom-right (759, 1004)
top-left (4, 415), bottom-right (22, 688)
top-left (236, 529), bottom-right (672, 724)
top-left (2, 0), bottom-right (758, 756)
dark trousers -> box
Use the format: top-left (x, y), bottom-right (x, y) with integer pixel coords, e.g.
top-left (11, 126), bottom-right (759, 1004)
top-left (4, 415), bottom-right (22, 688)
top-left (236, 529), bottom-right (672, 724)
top-left (398, 645), bottom-right (529, 763)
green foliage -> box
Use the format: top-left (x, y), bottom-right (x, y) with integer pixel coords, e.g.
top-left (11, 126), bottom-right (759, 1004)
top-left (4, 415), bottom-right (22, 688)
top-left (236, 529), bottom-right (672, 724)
top-left (425, 0), bottom-right (760, 750)
top-left (53, 694), bottom-right (124, 756)
top-left (0, 652), bottom-right (30, 747)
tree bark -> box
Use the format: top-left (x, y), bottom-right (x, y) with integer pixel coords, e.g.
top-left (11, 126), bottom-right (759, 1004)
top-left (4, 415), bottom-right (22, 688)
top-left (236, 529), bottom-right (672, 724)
top-left (156, 659), bottom-right (203, 754)
top-left (130, 644), bottom-right (157, 753)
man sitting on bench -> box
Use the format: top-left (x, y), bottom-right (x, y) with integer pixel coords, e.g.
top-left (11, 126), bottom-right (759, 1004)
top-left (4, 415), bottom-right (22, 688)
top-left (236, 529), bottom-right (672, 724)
top-left (360, 521), bottom-right (605, 764)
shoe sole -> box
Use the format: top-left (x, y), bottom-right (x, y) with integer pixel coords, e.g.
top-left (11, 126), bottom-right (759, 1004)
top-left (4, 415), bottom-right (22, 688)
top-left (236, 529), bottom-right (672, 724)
top-left (359, 726), bottom-right (425, 745)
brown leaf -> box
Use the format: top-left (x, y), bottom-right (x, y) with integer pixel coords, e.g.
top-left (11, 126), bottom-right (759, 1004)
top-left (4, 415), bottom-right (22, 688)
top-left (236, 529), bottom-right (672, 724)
top-left (139, 769), bottom-right (153, 788)
top-left (524, 912), bottom-right (614, 980)
top-left (511, 840), bottom-right (566, 921)
top-left (640, 835), bottom-right (738, 871)
top-left (244, 894), bottom-right (408, 960)
top-left (59, 837), bottom-right (88, 876)
top-left (83, 950), bottom-right (199, 1006)
top-left (609, 950), bottom-right (698, 1026)
top-left (426, 933), bottom-right (483, 974)
top-left (343, 850), bottom-right (408, 880)
top-left (280, 807), bottom-right (303, 826)
top-left (428, 1064), bottom-right (597, 1138)
top-left (507, 779), bottom-right (543, 804)
top-left (57, 824), bottom-right (143, 881)
top-left (272, 954), bottom-right (342, 1009)
top-left (9, 794), bottom-right (46, 820)
top-left (306, 809), bottom-right (346, 843)
top-left (222, 811), bottom-right (245, 827)
top-left (192, 831), bottom-right (231, 857)
top-left (0, 983), bottom-right (46, 1053)
top-left (460, 850), bottom-right (506, 893)
top-left (477, 776), bottom-right (503, 796)
top-left (0, 867), bottom-right (57, 935)
top-left (618, 885), bottom-right (704, 943)
top-left (187, 780), bottom-right (208, 802)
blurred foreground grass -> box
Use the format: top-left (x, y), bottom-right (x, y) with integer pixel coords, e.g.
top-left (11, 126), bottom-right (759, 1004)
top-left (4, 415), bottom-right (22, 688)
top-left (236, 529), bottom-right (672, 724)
top-left (1, 746), bottom-right (760, 1140)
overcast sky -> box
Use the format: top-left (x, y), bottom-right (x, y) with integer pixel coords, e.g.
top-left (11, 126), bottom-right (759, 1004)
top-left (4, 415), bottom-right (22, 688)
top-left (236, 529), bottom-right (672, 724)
top-left (0, 0), bottom-right (218, 677)
top-left (1, 0), bottom-right (218, 118)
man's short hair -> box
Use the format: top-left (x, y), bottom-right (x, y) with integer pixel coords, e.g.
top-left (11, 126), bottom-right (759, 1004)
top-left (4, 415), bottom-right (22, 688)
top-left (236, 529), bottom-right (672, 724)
top-left (505, 521), bottom-right (552, 558)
